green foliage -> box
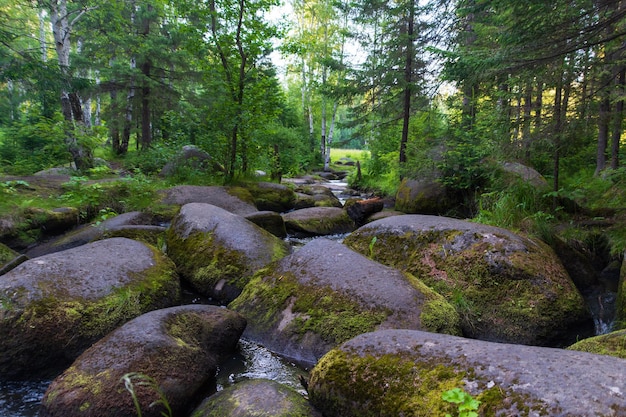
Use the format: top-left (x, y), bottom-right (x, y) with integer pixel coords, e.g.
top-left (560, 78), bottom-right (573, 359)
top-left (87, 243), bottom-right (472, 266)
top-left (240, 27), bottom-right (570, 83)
top-left (58, 175), bottom-right (158, 221)
top-left (442, 388), bottom-right (481, 417)
top-left (0, 114), bottom-right (69, 174)
top-left (473, 181), bottom-right (556, 238)
top-left (121, 372), bottom-right (172, 417)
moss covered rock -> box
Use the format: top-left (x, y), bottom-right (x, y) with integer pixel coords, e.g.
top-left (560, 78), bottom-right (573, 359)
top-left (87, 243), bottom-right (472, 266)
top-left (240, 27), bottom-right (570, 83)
top-left (344, 215), bottom-right (593, 346)
top-left (244, 182), bottom-right (297, 212)
top-left (25, 211), bottom-right (158, 258)
top-left (294, 184), bottom-right (342, 208)
top-left (308, 329), bottom-right (626, 417)
top-left (41, 304), bottom-right (246, 417)
top-left (0, 237), bottom-right (180, 378)
top-left (229, 238), bottom-right (461, 367)
top-left (191, 379), bottom-right (321, 417)
top-left (166, 203), bottom-right (291, 303)
top-left (0, 241), bottom-right (19, 268)
top-left (245, 210), bottom-right (288, 238)
top-left (282, 207), bottom-right (355, 237)
top-left (395, 178), bottom-right (458, 215)
top-left (568, 329), bottom-right (626, 359)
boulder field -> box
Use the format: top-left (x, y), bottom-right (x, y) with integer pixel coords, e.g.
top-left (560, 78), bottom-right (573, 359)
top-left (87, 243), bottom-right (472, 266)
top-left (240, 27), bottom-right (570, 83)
top-left (1, 177), bottom-right (624, 417)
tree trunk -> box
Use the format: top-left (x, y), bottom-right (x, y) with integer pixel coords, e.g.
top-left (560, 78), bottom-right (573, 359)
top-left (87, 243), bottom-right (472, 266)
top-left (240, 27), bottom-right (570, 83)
top-left (140, 4), bottom-right (153, 150)
top-left (596, 96), bottom-right (611, 175)
top-left (611, 68), bottom-right (625, 169)
top-left (48, 0), bottom-right (93, 170)
top-left (399, 0), bottom-right (415, 167)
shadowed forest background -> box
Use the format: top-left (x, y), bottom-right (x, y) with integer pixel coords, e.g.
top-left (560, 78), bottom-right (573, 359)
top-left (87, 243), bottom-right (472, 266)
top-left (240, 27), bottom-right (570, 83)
top-left (2, 0), bottom-right (626, 251)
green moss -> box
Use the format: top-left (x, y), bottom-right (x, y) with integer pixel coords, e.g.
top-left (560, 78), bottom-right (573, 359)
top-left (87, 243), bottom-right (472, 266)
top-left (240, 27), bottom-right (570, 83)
top-left (345, 228), bottom-right (588, 344)
top-left (567, 330), bottom-right (626, 359)
top-left (0, 242), bottom-right (18, 265)
top-left (230, 270), bottom-right (389, 345)
top-left (167, 221), bottom-right (289, 300)
top-left (309, 350), bottom-right (469, 417)
top-left (309, 347), bottom-right (548, 417)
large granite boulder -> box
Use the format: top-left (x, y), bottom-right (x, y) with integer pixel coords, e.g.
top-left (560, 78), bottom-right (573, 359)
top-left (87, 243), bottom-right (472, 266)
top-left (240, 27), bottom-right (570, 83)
top-left (159, 145), bottom-right (225, 177)
top-left (166, 203), bottom-right (291, 303)
top-left (229, 238), bottom-right (461, 367)
top-left (244, 182), bottom-right (297, 212)
top-left (501, 161), bottom-right (549, 189)
top-left (0, 237), bottom-right (180, 378)
top-left (41, 305), bottom-right (246, 417)
top-left (344, 215), bottom-right (593, 346)
top-left (395, 177), bottom-right (458, 215)
top-left (308, 329), bottom-right (626, 417)
top-left (191, 379), bottom-right (321, 417)
top-left (159, 185), bottom-right (258, 216)
top-left (282, 207), bottom-right (355, 237)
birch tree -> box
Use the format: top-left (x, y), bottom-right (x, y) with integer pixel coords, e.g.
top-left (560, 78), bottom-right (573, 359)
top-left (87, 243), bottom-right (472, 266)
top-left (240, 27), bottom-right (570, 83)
top-left (43, 0), bottom-right (94, 170)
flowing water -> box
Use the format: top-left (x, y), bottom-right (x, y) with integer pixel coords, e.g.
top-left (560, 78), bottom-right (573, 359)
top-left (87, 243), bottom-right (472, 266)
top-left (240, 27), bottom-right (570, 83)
top-left (0, 338), bottom-right (307, 417)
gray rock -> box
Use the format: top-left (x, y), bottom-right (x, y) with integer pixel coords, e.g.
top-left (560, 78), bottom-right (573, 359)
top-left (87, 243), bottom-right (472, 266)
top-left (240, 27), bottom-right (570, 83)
top-left (344, 215), bottom-right (594, 346)
top-left (41, 304), bottom-right (246, 417)
top-left (282, 207), bottom-right (355, 237)
top-left (166, 203), bottom-right (291, 303)
top-left (309, 329), bottom-right (626, 417)
top-left (159, 185), bottom-right (258, 216)
top-left (0, 237), bottom-right (180, 378)
top-left (245, 182), bottom-right (297, 212)
top-left (229, 238), bottom-right (460, 367)
top-left (395, 177), bottom-right (458, 215)
top-left (159, 145), bottom-right (225, 177)
top-left (191, 379), bottom-right (322, 417)
top-left (501, 161), bottom-right (549, 189)
top-left (245, 210), bottom-right (287, 238)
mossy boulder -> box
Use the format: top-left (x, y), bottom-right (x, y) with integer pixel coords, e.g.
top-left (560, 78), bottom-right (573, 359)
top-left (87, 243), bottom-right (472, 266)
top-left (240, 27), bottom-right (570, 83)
top-left (244, 182), bottom-right (297, 212)
top-left (501, 161), bottom-right (549, 189)
top-left (0, 237), bottom-right (180, 378)
top-left (25, 211), bottom-right (159, 258)
top-left (166, 203), bottom-right (291, 303)
top-left (244, 210), bottom-right (287, 238)
top-left (229, 238), bottom-right (461, 367)
top-left (191, 379), bottom-right (322, 417)
top-left (308, 329), bottom-right (626, 417)
top-left (282, 207), bottom-right (355, 237)
top-left (41, 304), bottom-right (246, 417)
top-left (395, 177), bottom-right (458, 215)
top-left (344, 215), bottom-right (593, 346)
top-left (294, 184), bottom-right (342, 208)
top-left (159, 144), bottom-right (226, 177)
top-left (159, 185), bottom-right (258, 216)
top-left (568, 329), bottom-right (626, 359)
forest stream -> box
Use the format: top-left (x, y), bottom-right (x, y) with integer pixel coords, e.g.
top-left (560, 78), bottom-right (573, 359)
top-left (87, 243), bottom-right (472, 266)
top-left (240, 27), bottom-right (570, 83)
top-left (0, 179), bottom-right (620, 416)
